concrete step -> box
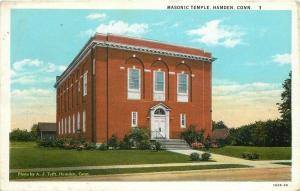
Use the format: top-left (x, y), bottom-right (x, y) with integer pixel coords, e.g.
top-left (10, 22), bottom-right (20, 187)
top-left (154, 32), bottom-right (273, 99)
top-left (156, 139), bottom-right (190, 150)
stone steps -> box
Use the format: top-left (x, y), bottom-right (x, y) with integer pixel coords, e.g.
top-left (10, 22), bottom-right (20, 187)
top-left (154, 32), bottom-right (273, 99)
top-left (156, 139), bottom-right (190, 150)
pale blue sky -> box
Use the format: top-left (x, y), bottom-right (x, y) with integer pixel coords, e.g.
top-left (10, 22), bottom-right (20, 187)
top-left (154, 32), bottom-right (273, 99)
top-left (11, 9), bottom-right (292, 129)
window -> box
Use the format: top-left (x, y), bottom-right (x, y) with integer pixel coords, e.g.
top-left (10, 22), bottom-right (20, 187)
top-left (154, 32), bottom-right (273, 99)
top-left (77, 112), bottom-right (80, 130)
top-left (61, 119), bottom-right (64, 135)
top-left (154, 108), bottom-right (165, 115)
top-left (58, 121), bottom-right (61, 135)
top-left (177, 73), bottom-right (189, 102)
top-left (73, 114), bottom-right (75, 133)
top-left (153, 71), bottom-right (165, 101)
top-left (131, 112), bottom-right (138, 127)
top-left (128, 68), bottom-right (141, 99)
top-left (64, 118), bottom-right (67, 134)
top-left (180, 113), bottom-right (186, 128)
top-left (83, 110), bottom-right (86, 132)
top-left (83, 72), bottom-right (87, 96)
top-left (68, 116), bottom-right (71, 133)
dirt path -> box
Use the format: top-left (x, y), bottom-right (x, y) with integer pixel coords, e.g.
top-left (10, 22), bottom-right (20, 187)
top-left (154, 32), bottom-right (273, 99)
top-left (36, 167), bottom-right (290, 181)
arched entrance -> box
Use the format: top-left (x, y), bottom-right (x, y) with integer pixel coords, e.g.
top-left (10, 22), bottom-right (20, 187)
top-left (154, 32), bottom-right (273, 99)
top-left (150, 103), bottom-right (170, 139)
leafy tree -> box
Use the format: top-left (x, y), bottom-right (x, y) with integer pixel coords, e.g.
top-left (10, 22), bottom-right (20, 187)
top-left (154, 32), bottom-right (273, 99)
top-left (212, 121), bottom-right (228, 130)
top-left (277, 72), bottom-right (291, 130)
top-left (30, 124), bottom-right (38, 139)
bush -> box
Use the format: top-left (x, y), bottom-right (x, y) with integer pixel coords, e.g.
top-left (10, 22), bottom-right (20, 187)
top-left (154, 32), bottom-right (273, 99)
top-left (108, 134), bottom-right (119, 149)
top-left (154, 141), bottom-right (162, 151)
top-left (201, 152), bottom-right (211, 161)
top-left (119, 134), bottom-right (133, 149)
top-left (10, 129), bottom-right (36, 141)
top-left (181, 125), bottom-right (204, 146)
top-left (97, 143), bottom-right (107, 151)
top-left (127, 127), bottom-right (149, 149)
top-left (190, 152), bottom-right (200, 161)
top-left (137, 140), bottom-right (151, 150)
top-left (191, 142), bottom-right (204, 149)
top-left (85, 142), bottom-right (97, 150)
top-left (242, 152), bottom-right (260, 160)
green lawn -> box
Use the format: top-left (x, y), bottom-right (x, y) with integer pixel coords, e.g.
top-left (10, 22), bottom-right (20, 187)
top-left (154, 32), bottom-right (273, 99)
top-left (10, 164), bottom-right (251, 180)
top-left (10, 142), bottom-right (194, 169)
top-left (208, 146), bottom-right (291, 160)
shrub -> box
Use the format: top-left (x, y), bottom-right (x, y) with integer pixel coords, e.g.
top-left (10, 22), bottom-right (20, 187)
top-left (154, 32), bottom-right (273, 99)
top-left (241, 152), bottom-right (260, 160)
top-left (97, 143), bottom-right (107, 151)
top-left (191, 142), bottom-right (204, 149)
top-left (201, 152), bottom-right (211, 161)
top-left (54, 138), bottom-right (65, 148)
top-left (108, 134), bottom-right (119, 149)
top-left (10, 129), bottom-right (36, 141)
top-left (137, 140), bottom-right (151, 150)
top-left (181, 125), bottom-right (204, 146)
top-left (85, 142), bottom-right (97, 150)
top-left (190, 152), bottom-right (200, 161)
top-left (127, 127), bottom-right (149, 149)
top-left (119, 134), bottom-right (133, 149)
top-left (76, 144), bottom-right (85, 151)
top-left (154, 141), bottom-right (162, 151)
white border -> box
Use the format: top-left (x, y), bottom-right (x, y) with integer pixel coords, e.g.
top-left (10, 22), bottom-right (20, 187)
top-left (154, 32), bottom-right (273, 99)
top-left (0, 1), bottom-right (299, 191)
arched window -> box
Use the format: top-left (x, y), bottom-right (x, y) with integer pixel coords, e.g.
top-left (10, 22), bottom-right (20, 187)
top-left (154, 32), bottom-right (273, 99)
top-left (154, 108), bottom-right (166, 115)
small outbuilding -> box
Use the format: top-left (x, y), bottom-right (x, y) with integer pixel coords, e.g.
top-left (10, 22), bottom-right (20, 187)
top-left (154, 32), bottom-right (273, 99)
top-left (37, 122), bottom-right (56, 140)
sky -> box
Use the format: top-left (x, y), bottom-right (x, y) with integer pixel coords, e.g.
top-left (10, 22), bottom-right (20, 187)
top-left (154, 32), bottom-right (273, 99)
top-left (11, 10), bottom-right (291, 130)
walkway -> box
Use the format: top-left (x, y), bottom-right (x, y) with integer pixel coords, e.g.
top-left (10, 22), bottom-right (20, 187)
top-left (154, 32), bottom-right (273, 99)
top-left (169, 149), bottom-right (291, 168)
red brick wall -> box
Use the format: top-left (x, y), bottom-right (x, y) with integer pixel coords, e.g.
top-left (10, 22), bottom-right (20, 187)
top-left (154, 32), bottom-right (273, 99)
top-left (56, 35), bottom-right (212, 143)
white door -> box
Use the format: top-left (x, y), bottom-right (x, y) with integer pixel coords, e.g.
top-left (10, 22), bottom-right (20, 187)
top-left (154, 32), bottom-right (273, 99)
top-left (153, 116), bottom-right (166, 139)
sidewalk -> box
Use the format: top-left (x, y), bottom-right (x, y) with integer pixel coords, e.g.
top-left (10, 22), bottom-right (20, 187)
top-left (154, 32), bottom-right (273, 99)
top-left (168, 149), bottom-right (291, 168)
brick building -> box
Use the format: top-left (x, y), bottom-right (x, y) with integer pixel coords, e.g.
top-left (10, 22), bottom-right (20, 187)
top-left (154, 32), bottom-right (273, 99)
top-left (54, 34), bottom-right (213, 143)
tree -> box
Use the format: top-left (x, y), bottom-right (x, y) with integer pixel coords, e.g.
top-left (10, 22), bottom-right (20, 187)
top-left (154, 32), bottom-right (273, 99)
top-left (277, 72), bottom-right (291, 129)
top-left (212, 121), bottom-right (228, 130)
top-left (30, 124), bottom-right (38, 139)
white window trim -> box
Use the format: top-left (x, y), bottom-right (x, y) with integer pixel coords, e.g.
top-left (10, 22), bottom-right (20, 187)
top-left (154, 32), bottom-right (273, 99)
top-left (77, 112), bottom-right (80, 130)
top-left (73, 114), bottom-right (75, 133)
top-left (180, 113), bottom-right (186, 128)
top-left (177, 73), bottom-right (189, 95)
top-left (153, 70), bottom-right (165, 93)
top-left (58, 121), bottom-right (61, 135)
top-left (68, 116), bottom-right (71, 133)
top-left (83, 71), bottom-right (88, 96)
top-left (64, 118), bottom-right (67, 134)
top-left (127, 68), bottom-right (141, 100)
top-left (131, 111), bottom-right (138, 127)
top-left (177, 73), bottom-right (189, 102)
top-left (83, 110), bottom-right (86, 132)
top-left (61, 119), bottom-right (64, 135)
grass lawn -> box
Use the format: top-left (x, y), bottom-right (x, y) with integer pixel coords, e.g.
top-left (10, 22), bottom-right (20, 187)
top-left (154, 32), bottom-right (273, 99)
top-left (10, 164), bottom-right (251, 180)
top-left (207, 146), bottom-right (291, 160)
top-left (273, 162), bottom-right (292, 166)
top-left (10, 142), bottom-right (195, 169)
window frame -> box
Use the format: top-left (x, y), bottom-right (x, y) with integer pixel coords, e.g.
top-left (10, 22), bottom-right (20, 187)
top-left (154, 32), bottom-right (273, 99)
top-left (83, 110), bottom-right (86, 132)
top-left (153, 70), bottom-right (165, 93)
top-left (131, 111), bottom-right (138, 127)
top-left (180, 113), bottom-right (186, 128)
top-left (177, 73), bottom-right (189, 102)
top-left (127, 68), bottom-right (141, 100)
top-left (77, 112), bottom-right (80, 130)
top-left (83, 71), bottom-right (88, 96)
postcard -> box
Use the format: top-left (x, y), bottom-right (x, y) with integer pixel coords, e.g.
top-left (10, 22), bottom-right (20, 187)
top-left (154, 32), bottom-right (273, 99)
top-left (0, 0), bottom-right (299, 191)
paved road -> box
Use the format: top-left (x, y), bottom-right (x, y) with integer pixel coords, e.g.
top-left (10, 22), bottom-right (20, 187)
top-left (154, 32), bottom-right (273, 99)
top-left (39, 167), bottom-right (290, 181)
